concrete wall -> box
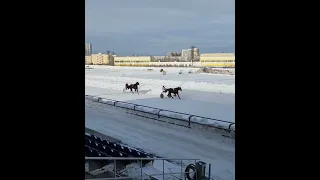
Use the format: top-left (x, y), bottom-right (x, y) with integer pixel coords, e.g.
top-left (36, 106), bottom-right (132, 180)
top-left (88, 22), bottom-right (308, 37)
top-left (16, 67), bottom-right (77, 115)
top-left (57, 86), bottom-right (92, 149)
top-left (201, 53), bottom-right (234, 57)
top-left (149, 62), bottom-right (201, 67)
top-left (200, 53), bottom-right (235, 67)
top-left (114, 61), bottom-right (200, 67)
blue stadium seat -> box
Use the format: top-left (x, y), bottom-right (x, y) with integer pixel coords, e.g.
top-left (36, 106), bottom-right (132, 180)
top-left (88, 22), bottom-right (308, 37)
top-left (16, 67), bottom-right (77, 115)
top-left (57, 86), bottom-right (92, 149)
top-left (84, 132), bottom-right (153, 165)
top-left (95, 137), bottom-right (103, 144)
top-left (91, 142), bottom-right (99, 149)
top-left (91, 149), bottom-right (99, 157)
top-left (96, 143), bottom-right (105, 152)
top-left (85, 138), bottom-right (90, 146)
top-left (101, 139), bottom-right (111, 147)
top-left (85, 134), bottom-right (91, 139)
top-left (85, 146), bottom-right (91, 156)
top-left (121, 147), bottom-right (132, 155)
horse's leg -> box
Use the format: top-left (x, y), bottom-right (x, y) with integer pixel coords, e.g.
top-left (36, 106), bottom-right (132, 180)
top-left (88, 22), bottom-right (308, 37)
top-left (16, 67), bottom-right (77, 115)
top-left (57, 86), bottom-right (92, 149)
top-left (136, 87), bottom-right (139, 94)
top-left (130, 88), bottom-right (134, 94)
top-left (177, 93), bottom-right (180, 99)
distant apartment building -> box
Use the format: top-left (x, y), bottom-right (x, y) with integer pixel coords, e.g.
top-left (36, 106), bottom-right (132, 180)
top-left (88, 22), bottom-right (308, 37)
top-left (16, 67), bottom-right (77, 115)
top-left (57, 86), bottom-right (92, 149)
top-left (193, 48), bottom-right (200, 57)
top-left (181, 49), bottom-right (192, 61)
top-left (181, 47), bottom-right (200, 61)
top-left (85, 55), bottom-right (92, 64)
top-left (167, 52), bottom-right (181, 57)
top-left (85, 43), bottom-right (92, 56)
top-left (85, 53), bottom-right (114, 65)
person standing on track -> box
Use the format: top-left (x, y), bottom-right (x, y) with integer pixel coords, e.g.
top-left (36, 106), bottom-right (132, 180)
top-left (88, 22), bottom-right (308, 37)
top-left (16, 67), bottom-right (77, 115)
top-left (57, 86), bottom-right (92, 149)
top-left (162, 85), bottom-right (172, 97)
top-left (162, 85), bottom-right (167, 93)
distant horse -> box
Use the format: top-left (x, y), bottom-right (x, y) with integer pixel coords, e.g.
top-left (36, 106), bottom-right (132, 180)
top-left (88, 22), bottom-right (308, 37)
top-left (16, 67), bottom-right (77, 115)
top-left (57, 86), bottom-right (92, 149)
top-left (125, 82), bottom-right (140, 94)
top-left (164, 87), bottom-right (182, 99)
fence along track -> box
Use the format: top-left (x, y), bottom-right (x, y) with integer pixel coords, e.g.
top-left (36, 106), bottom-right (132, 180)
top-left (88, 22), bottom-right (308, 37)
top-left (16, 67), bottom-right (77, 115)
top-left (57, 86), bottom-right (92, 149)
top-left (85, 95), bottom-right (235, 138)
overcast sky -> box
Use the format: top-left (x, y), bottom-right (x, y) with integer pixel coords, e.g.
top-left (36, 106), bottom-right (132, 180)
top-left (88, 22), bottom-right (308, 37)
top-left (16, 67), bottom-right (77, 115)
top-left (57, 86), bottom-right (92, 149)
top-left (85, 0), bottom-right (234, 55)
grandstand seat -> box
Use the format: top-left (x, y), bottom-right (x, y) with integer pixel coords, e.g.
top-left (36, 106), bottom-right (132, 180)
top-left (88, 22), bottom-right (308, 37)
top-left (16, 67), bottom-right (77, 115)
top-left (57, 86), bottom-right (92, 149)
top-left (90, 135), bottom-right (100, 142)
top-left (102, 147), bottom-right (112, 156)
top-left (91, 149), bottom-right (99, 157)
top-left (85, 138), bottom-right (90, 146)
top-left (111, 149), bottom-right (121, 157)
top-left (95, 137), bottom-right (103, 144)
top-left (96, 143), bottom-right (105, 152)
top-left (121, 147), bottom-right (132, 154)
top-left (111, 143), bottom-right (122, 151)
top-left (92, 142), bottom-right (99, 149)
top-left (85, 146), bottom-right (91, 156)
top-left (85, 134), bottom-right (91, 139)
top-left (99, 152), bottom-right (107, 157)
top-left (85, 133), bottom-right (152, 161)
top-left (86, 139), bottom-right (93, 146)
top-left (87, 148), bottom-right (94, 156)
top-left (101, 139), bottom-right (111, 147)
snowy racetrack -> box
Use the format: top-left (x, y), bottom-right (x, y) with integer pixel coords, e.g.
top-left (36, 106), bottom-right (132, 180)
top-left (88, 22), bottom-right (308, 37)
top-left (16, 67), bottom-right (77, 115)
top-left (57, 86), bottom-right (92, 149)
top-left (85, 66), bottom-right (235, 122)
top-left (85, 66), bottom-right (235, 180)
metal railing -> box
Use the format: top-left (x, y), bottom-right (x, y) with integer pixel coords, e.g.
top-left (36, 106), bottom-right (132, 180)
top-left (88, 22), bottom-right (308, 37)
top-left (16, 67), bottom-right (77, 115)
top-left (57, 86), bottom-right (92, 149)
top-left (85, 95), bottom-right (235, 133)
top-left (85, 157), bottom-right (204, 180)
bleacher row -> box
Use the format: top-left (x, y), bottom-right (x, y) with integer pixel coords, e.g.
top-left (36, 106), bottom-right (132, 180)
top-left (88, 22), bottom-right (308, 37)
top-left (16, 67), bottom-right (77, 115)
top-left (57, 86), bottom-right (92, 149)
top-left (85, 133), bottom-right (152, 164)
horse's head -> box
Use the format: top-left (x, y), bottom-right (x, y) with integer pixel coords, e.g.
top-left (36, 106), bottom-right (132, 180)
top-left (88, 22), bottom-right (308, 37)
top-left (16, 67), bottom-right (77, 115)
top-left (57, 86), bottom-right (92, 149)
top-left (125, 83), bottom-right (129, 88)
top-left (135, 82), bottom-right (140, 86)
top-left (177, 87), bottom-right (182, 91)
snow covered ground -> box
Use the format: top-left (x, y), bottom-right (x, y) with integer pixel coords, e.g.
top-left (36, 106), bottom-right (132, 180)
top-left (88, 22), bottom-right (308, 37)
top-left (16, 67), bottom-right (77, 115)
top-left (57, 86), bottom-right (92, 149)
top-left (85, 99), bottom-right (235, 180)
top-left (85, 66), bottom-right (235, 122)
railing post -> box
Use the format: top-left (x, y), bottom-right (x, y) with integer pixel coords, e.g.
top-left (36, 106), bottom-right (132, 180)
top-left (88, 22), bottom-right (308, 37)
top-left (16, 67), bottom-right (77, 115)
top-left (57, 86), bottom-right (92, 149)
top-left (181, 160), bottom-right (183, 179)
top-left (195, 159), bottom-right (197, 180)
top-left (158, 110), bottom-right (162, 119)
top-left (163, 159), bottom-right (165, 180)
top-left (188, 115), bottom-right (194, 127)
top-left (228, 123), bottom-right (234, 130)
top-left (140, 159), bottom-right (143, 180)
top-left (208, 163), bottom-right (211, 180)
top-left (114, 159), bottom-right (116, 178)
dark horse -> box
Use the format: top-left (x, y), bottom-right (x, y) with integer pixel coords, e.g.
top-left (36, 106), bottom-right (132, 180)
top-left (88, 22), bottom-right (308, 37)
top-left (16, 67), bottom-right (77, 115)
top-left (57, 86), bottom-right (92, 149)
top-left (125, 82), bottom-right (140, 94)
top-left (164, 87), bottom-right (182, 99)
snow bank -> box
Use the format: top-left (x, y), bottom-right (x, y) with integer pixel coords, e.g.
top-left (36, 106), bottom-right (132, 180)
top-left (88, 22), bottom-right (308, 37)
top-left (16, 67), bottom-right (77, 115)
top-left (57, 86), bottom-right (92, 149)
top-left (85, 95), bottom-right (100, 102)
top-left (190, 116), bottom-right (233, 130)
top-left (195, 67), bottom-right (235, 75)
top-left (159, 111), bottom-right (190, 121)
top-left (115, 102), bottom-right (135, 110)
top-left (135, 106), bottom-right (160, 115)
top-left (100, 98), bottom-right (117, 105)
top-left (230, 124), bottom-right (235, 131)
